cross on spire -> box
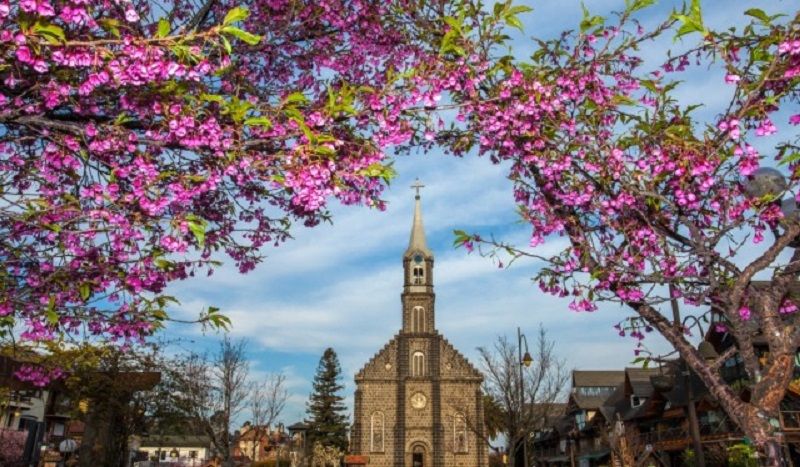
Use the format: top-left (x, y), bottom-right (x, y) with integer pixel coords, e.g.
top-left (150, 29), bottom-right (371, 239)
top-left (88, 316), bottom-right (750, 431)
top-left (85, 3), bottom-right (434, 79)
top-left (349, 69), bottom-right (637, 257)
top-left (411, 178), bottom-right (425, 200)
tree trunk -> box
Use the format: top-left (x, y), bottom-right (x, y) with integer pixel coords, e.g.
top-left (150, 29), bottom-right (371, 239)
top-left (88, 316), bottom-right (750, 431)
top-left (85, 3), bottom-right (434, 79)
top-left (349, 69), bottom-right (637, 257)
top-left (739, 406), bottom-right (784, 467)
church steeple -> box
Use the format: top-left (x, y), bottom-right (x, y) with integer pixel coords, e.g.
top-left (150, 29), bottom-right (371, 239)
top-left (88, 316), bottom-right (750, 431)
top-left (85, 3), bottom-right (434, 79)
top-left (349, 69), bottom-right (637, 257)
top-left (405, 179), bottom-right (433, 257)
top-left (402, 179), bottom-right (434, 334)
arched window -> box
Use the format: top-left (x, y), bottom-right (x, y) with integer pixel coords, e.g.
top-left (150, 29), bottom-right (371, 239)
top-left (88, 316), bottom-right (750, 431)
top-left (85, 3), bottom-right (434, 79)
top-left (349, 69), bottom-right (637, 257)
top-left (412, 306), bottom-right (426, 333)
top-left (454, 412), bottom-right (468, 453)
top-left (370, 412), bottom-right (384, 452)
top-left (412, 352), bottom-right (425, 376)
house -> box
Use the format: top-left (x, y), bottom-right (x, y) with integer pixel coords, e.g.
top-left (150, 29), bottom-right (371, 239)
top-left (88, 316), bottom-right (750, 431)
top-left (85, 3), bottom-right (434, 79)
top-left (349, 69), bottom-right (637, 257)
top-left (135, 434), bottom-right (212, 465)
top-left (233, 422), bottom-right (292, 462)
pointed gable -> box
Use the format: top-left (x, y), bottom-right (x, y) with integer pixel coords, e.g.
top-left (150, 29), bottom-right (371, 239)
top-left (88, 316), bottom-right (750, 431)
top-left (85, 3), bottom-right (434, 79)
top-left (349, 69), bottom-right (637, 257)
top-left (355, 337), bottom-right (398, 380)
top-left (439, 337), bottom-right (483, 381)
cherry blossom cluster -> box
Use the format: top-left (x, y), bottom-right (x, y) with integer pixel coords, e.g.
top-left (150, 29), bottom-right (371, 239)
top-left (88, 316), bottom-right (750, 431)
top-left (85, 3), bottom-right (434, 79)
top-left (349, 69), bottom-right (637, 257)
top-left (0, 0), bottom-right (487, 384)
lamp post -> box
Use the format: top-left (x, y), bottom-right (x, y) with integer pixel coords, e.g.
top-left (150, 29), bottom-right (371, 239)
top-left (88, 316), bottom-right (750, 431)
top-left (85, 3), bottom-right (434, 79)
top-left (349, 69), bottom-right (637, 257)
top-left (517, 327), bottom-right (533, 467)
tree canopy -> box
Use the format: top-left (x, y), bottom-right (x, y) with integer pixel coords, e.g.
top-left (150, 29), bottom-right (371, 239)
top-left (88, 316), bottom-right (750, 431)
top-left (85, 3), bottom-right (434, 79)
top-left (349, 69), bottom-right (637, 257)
top-left (0, 0), bottom-right (509, 384)
top-left (447, 1), bottom-right (800, 462)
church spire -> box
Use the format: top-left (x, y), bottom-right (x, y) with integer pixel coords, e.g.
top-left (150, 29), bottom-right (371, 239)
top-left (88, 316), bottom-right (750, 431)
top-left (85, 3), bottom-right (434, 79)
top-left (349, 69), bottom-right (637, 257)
top-left (405, 179), bottom-right (433, 257)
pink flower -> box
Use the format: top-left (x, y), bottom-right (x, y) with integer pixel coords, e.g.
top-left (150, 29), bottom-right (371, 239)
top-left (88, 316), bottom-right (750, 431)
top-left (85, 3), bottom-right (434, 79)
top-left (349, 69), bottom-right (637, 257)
top-left (790, 114), bottom-right (800, 126)
top-left (15, 46), bottom-right (32, 63)
top-left (724, 74), bottom-right (740, 84)
top-left (738, 305), bottom-right (751, 321)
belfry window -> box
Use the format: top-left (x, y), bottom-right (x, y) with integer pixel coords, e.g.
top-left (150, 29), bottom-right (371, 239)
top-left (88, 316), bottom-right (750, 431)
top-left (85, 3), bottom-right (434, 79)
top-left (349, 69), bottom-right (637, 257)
top-left (412, 306), bottom-right (426, 333)
top-left (370, 412), bottom-right (384, 452)
top-left (412, 266), bottom-right (424, 284)
top-left (412, 351), bottom-right (426, 376)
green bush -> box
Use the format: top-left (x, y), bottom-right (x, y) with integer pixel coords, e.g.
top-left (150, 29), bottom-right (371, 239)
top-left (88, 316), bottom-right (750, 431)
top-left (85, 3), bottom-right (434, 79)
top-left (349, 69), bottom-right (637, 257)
top-left (727, 443), bottom-right (758, 467)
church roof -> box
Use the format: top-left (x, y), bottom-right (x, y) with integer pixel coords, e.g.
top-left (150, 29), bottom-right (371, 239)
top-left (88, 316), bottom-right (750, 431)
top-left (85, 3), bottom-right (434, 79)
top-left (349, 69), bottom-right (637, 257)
top-left (404, 184), bottom-right (432, 257)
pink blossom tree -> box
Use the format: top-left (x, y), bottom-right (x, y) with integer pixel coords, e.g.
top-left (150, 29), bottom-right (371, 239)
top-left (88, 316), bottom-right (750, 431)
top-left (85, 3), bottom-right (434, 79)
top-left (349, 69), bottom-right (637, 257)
top-left (444, 1), bottom-right (800, 463)
top-left (0, 0), bottom-right (511, 380)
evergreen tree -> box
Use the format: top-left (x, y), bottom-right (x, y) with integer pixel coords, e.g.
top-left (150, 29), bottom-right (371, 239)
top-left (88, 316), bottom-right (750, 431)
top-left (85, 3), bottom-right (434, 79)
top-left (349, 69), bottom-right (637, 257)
top-left (307, 348), bottom-right (349, 451)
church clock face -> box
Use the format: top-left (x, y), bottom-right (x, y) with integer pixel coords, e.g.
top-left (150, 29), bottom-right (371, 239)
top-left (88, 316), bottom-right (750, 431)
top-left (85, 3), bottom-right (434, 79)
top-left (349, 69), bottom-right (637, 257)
top-left (410, 392), bottom-right (427, 409)
top-left (413, 253), bottom-right (423, 264)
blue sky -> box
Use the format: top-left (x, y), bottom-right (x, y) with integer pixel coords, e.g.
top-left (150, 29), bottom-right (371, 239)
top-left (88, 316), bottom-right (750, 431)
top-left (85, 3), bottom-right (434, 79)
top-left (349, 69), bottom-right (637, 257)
top-left (163, 0), bottom-right (793, 425)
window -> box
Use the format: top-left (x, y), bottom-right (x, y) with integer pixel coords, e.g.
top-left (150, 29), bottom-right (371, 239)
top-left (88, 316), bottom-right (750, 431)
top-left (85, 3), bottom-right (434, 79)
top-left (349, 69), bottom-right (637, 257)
top-left (630, 395), bottom-right (645, 408)
top-left (370, 412), bottom-right (384, 452)
top-left (412, 306), bottom-right (426, 333)
top-left (413, 266), bottom-right (424, 284)
top-left (412, 352), bottom-right (426, 376)
top-left (454, 413), bottom-right (468, 453)
top-left (575, 411), bottom-right (586, 430)
top-left (52, 422), bottom-right (65, 437)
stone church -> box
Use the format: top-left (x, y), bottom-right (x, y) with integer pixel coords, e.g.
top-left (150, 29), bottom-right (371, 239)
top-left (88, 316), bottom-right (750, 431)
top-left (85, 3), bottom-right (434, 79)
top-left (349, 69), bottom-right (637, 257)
top-left (351, 186), bottom-right (488, 467)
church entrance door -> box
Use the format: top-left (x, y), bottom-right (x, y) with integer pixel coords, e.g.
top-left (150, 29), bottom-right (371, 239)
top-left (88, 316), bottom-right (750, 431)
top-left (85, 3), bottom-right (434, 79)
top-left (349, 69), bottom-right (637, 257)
top-left (412, 445), bottom-right (424, 467)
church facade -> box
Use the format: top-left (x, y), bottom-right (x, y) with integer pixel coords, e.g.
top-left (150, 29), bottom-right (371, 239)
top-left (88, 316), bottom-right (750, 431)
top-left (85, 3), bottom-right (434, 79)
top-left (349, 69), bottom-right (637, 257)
top-left (350, 189), bottom-right (488, 467)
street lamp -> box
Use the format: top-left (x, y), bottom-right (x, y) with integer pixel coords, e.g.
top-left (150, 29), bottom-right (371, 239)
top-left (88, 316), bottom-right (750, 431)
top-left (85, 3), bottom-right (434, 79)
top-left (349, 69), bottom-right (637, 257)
top-left (518, 327), bottom-right (533, 467)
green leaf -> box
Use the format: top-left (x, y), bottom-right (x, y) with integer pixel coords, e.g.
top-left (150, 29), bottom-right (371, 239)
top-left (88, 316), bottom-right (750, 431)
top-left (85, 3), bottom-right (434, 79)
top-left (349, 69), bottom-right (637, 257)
top-left (46, 310), bottom-right (59, 326)
top-left (223, 6), bottom-right (250, 26)
top-left (33, 22), bottom-right (66, 44)
top-left (671, 0), bottom-right (706, 39)
top-left (507, 5), bottom-right (534, 15)
top-left (744, 8), bottom-right (769, 24)
top-left (625, 0), bottom-right (656, 13)
top-left (200, 93), bottom-right (225, 104)
top-left (779, 153), bottom-right (800, 166)
top-left (221, 35), bottom-right (232, 54)
top-left (79, 283), bottom-right (91, 301)
top-left (185, 215), bottom-right (207, 247)
top-left (443, 16), bottom-right (463, 34)
top-left (245, 116), bottom-right (272, 129)
top-left (285, 91), bottom-right (308, 105)
top-left (359, 163), bottom-right (396, 182)
top-left (157, 18), bottom-right (170, 38)
top-left (151, 309), bottom-right (168, 321)
top-left (505, 14), bottom-right (524, 31)
top-left (46, 296), bottom-right (58, 325)
top-left (579, 3), bottom-right (604, 33)
top-left (221, 26), bottom-right (261, 45)
top-left (203, 306), bottom-right (231, 330)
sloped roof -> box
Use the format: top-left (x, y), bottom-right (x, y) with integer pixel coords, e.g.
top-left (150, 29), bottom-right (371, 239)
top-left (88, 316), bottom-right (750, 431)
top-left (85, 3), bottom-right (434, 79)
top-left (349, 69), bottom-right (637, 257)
top-left (573, 370), bottom-right (625, 388)
top-left (626, 367), bottom-right (661, 398)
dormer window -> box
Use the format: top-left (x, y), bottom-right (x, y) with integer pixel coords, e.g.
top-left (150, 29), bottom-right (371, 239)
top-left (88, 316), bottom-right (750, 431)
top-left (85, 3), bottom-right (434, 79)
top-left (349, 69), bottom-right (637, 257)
top-left (630, 395), bottom-right (645, 408)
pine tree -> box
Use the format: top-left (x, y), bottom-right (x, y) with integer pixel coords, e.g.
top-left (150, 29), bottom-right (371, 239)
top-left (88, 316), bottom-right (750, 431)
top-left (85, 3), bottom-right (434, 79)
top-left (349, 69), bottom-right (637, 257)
top-left (307, 347), bottom-right (349, 451)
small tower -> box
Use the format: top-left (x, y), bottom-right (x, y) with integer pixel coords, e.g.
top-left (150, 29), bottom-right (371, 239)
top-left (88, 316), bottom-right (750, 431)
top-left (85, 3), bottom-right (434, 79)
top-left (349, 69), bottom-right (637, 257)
top-left (402, 179), bottom-right (435, 334)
